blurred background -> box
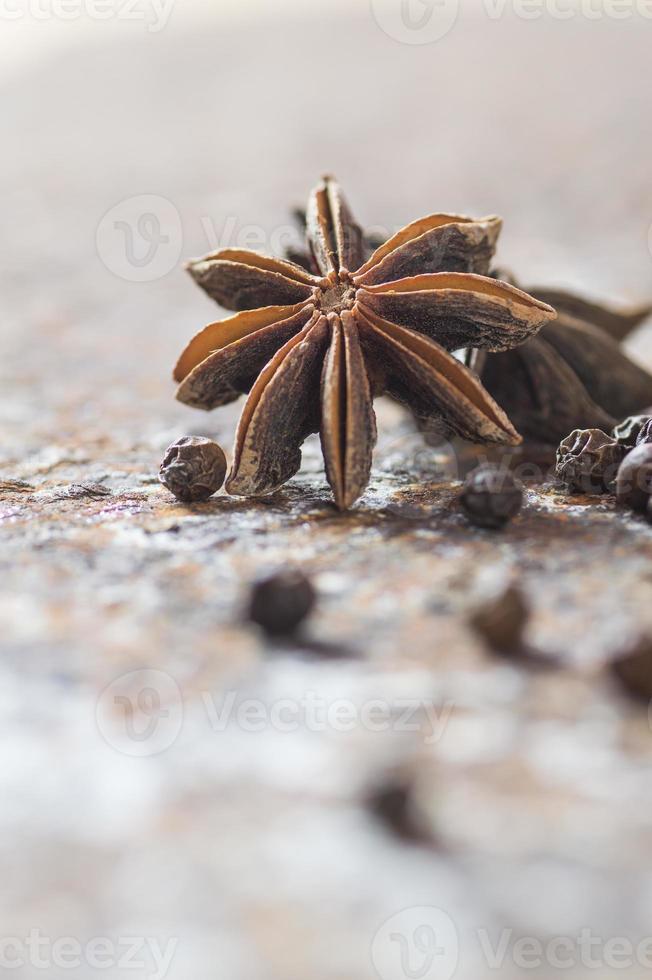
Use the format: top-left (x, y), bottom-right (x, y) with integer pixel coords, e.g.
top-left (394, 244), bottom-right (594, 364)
top-left (1, 1), bottom-right (652, 978)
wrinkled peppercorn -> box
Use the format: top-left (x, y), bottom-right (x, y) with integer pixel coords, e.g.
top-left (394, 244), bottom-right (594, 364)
top-left (611, 636), bottom-right (652, 701)
top-left (469, 582), bottom-right (529, 654)
top-left (636, 418), bottom-right (652, 446)
top-left (616, 443), bottom-right (652, 513)
top-left (159, 436), bottom-right (227, 502)
top-left (248, 569), bottom-right (316, 636)
top-left (556, 428), bottom-right (625, 494)
top-left (612, 415), bottom-right (652, 448)
top-left (459, 465), bottom-right (523, 529)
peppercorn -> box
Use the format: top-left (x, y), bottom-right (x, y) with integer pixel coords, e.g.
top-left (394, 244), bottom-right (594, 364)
top-left (366, 777), bottom-right (427, 843)
top-left (636, 418), bottom-right (652, 446)
top-left (616, 443), bottom-right (652, 513)
top-left (459, 465), bottom-right (523, 529)
top-left (248, 569), bottom-right (315, 636)
top-left (469, 582), bottom-right (529, 654)
top-left (612, 415), bottom-right (652, 447)
top-left (611, 636), bottom-right (652, 701)
top-left (556, 428), bottom-right (625, 494)
top-left (159, 436), bottom-right (227, 502)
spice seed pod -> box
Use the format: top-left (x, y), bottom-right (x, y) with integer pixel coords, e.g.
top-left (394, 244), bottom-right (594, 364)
top-left (159, 436), bottom-right (227, 502)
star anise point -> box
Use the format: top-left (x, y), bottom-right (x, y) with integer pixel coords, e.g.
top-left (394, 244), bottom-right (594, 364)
top-left (175, 179), bottom-right (555, 507)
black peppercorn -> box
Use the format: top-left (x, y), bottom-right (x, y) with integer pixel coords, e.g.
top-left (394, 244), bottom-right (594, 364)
top-left (159, 436), bottom-right (227, 502)
top-left (459, 465), bottom-right (523, 529)
top-left (612, 415), bottom-right (652, 448)
top-left (469, 582), bottom-right (529, 654)
top-left (611, 636), bottom-right (652, 701)
top-left (616, 443), bottom-right (652, 513)
top-left (636, 418), bottom-right (652, 446)
top-left (556, 428), bottom-right (625, 494)
top-left (248, 569), bottom-right (316, 636)
top-left (366, 777), bottom-right (428, 843)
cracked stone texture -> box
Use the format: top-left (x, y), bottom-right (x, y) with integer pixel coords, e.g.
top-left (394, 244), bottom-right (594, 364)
top-left (2, 4), bottom-right (652, 979)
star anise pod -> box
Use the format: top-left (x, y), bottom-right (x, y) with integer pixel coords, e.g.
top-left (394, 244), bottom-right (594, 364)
top-left (174, 178), bottom-right (555, 509)
top-left (469, 277), bottom-right (652, 445)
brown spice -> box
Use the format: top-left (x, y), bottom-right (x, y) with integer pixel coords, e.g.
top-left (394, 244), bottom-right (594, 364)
top-left (174, 177), bottom-right (554, 509)
top-left (616, 443), bottom-right (652, 513)
top-left (247, 569), bottom-right (316, 637)
top-left (556, 429), bottom-right (625, 494)
top-left (159, 436), bottom-right (227, 502)
top-left (612, 414), bottom-right (652, 447)
top-left (471, 282), bottom-right (652, 446)
top-left (459, 464), bottom-right (524, 529)
top-left (469, 582), bottom-right (529, 653)
top-left (611, 637), bottom-right (652, 701)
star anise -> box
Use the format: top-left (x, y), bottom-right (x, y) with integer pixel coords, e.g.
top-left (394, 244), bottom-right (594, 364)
top-left (174, 177), bottom-right (555, 509)
top-left (469, 278), bottom-right (652, 445)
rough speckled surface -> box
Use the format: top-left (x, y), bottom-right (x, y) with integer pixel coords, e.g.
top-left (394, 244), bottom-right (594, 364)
top-left (2, 4), bottom-right (652, 978)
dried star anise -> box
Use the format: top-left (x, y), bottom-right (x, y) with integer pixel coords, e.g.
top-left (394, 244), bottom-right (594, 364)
top-left (174, 178), bottom-right (554, 509)
top-left (469, 279), bottom-right (652, 446)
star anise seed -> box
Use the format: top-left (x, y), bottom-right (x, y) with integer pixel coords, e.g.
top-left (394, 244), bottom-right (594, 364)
top-left (471, 277), bottom-right (652, 445)
top-left (175, 178), bottom-right (555, 509)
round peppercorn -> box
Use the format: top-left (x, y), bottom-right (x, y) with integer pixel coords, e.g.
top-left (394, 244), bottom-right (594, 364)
top-left (611, 637), bottom-right (652, 701)
top-left (459, 465), bottom-right (523, 530)
top-left (616, 443), bottom-right (652, 513)
top-left (469, 583), bottom-right (529, 654)
top-left (248, 570), bottom-right (316, 636)
top-left (556, 428), bottom-right (625, 494)
top-left (159, 436), bottom-right (227, 502)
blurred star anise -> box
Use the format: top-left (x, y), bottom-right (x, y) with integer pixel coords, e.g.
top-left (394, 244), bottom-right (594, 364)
top-left (470, 277), bottom-right (652, 445)
top-left (174, 177), bottom-right (554, 509)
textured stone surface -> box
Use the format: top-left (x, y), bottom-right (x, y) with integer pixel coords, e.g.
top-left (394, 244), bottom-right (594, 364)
top-left (2, 5), bottom-right (652, 978)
